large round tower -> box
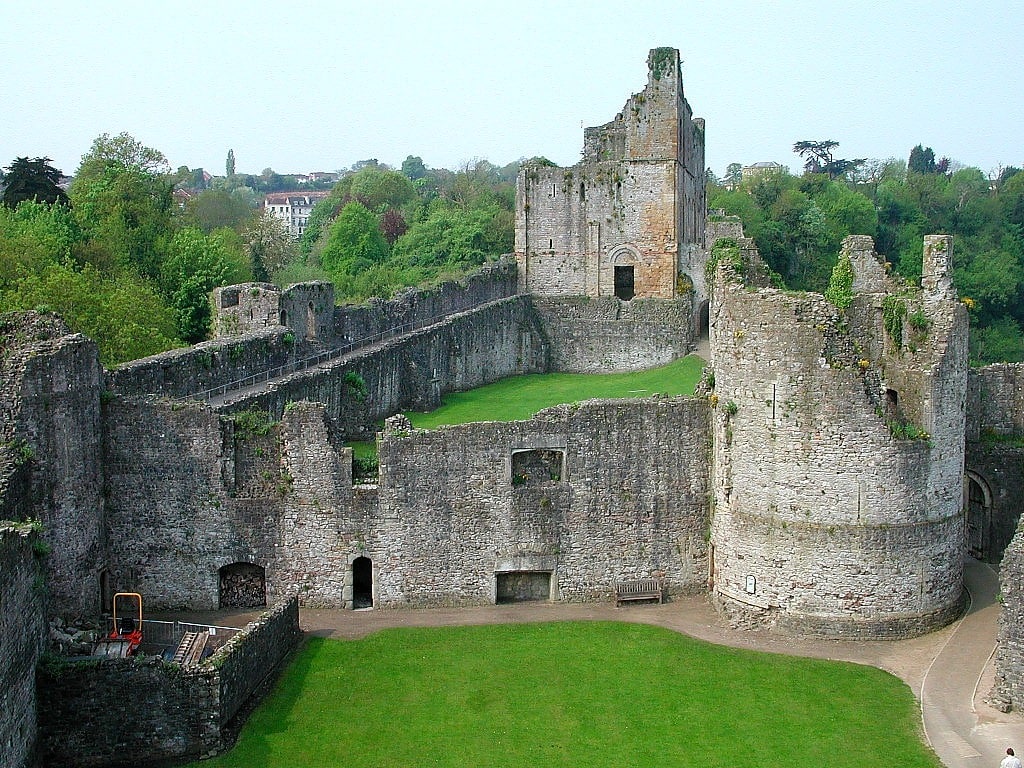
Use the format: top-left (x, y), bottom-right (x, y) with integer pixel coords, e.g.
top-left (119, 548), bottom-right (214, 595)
top-left (709, 235), bottom-right (968, 638)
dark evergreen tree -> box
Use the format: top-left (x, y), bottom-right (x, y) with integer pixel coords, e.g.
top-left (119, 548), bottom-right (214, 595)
top-left (2, 157), bottom-right (69, 208)
top-left (908, 145), bottom-right (937, 174)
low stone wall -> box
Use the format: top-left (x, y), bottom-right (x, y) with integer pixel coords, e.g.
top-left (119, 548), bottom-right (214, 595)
top-left (216, 593), bottom-right (303, 723)
top-left (36, 595), bottom-right (301, 767)
top-left (0, 526), bottom-right (47, 768)
top-left (531, 296), bottom-right (695, 372)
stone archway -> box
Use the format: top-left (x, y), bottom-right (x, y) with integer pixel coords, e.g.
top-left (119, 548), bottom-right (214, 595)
top-left (219, 562), bottom-right (267, 608)
top-left (965, 471), bottom-right (993, 561)
top-left (609, 245), bottom-right (640, 301)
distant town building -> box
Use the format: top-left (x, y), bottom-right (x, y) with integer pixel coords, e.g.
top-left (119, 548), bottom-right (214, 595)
top-left (263, 191), bottom-right (331, 238)
top-left (296, 171), bottom-right (341, 185)
top-left (741, 161), bottom-right (785, 181)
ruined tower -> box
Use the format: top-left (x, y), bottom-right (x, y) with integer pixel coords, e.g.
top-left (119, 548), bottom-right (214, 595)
top-left (708, 235), bottom-right (969, 637)
top-left (515, 48), bottom-right (706, 304)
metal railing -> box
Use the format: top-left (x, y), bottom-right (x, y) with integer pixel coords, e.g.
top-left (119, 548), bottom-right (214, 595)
top-left (177, 305), bottom-right (484, 404)
top-left (118, 618), bottom-right (242, 650)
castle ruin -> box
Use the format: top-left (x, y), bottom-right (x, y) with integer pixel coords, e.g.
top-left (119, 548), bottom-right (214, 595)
top-left (3, 48), bottom-right (1024, 767)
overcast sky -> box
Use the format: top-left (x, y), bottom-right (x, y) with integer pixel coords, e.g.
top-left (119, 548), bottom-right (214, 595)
top-left (3, 0), bottom-right (1021, 179)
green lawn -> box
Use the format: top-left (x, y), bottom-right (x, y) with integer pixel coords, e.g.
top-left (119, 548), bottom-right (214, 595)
top-left (194, 622), bottom-right (941, 768)
top-left (407, 354), bottom-right (706, 429)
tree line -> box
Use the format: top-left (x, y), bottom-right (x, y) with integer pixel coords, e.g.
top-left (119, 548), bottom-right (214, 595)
top-left (709, 143), bottom-right (1024, 364)
top-left (0, 136), bottom-right (520, 366)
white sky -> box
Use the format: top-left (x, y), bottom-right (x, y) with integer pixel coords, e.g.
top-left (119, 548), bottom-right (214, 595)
top-left (3, 0), bottom-right (1021, 179)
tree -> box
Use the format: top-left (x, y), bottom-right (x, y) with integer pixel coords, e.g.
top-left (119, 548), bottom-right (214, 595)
top-left (319, 201), bottom-right (389, 279)
top-left (226, 149), bottom-right (236, 177)
top-left (908, 145), bottom-right (937, 175)
top-left (243, 211), bottom-right (295, 280)
top-left (724, 163), bottom-right (743, 187)
top-left (74, 132), bottom-right (170, 187)
top-left (792, 140), bottom-right (865, 179)
top-left (401, 155), bottom-right (427, 180)
top-left (2, 157), bottom-right (69, 208)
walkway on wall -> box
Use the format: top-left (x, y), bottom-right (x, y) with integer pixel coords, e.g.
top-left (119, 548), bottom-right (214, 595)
top-left (197, 297), bottom-right (518, 411)
top-left (160, 558), bottom-right (1021, 768)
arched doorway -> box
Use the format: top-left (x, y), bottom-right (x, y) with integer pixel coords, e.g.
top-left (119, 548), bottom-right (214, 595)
top-left (219, 562), bottom-right (267, 608)
top-left (352, 556), bottom-right (373, 608)
top-left (965, 471), bottom-right (993, 561)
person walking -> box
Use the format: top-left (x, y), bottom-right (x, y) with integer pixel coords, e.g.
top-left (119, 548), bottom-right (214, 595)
top-left (1002, 747), bottom-right (1023, 768)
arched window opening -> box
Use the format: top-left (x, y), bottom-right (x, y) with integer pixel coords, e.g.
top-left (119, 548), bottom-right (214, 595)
top-left (306, 301), bottom-right (316, 340)
top-left (614, 265), bottom-right (635, 300)
top-left (280, 309), bottom-right (288, 327)
top-left (219, 562), bottom-right (267, 609)
top-left (353, 556), bottom-right (373, 609)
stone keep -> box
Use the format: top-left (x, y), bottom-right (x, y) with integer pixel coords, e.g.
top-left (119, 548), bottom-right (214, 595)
top-left (709, 235), bottom-right (969, 637)
top-left (515, 48), bottom-right (706, 303)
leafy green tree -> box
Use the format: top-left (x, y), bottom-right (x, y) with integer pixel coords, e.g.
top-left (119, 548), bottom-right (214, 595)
top-left (0, 200), bottom-right (81, 291)
top-left (226, 149), bottom-right (236, 177)
top-left (74, 132), bottom-right (170, 187)
top-left (793, 140), bottom-right (865, 179)
top-left (2, 157), bottom-right (69, 208)
top-left (161, 227), bottom-right (242, 342)
top-left (319, 201), bottom-right (389, 279)
top-left (723, 163), bottom-right (743, 187)
top-left (2, 262), bottom-right (178, 365)
top-left (185, 188), bottom-right (255, 232)
top-left (401, 155), bottom-right (427, 180)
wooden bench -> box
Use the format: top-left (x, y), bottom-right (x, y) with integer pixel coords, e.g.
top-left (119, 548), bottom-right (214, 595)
top-left (614, 578), bottom-right (664, 607)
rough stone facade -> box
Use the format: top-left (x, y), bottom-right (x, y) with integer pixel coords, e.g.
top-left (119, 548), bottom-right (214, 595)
top-left (709, 235), bottom-right (969, 637)
top-left (0, 526), bottom-right (47, 768)
top-left (36, 596), bottom-right (301, 767)
top-left (0, 313), bottom-right (104, 617)
top-left (515, 48), bottom-right (705, 306)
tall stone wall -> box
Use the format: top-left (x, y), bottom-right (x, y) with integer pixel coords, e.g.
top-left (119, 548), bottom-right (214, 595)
top-left (532, 296), bottom-right (695, 372)
top-left (103, 398), bottom-right (284, 610)
top-left (106, 327), bottom-right (297, 400)
top-left (331, 258), bottom-right (518, 343)
top-left (36, 596), bottom-right (301, 767)
top-left (709, 237), bottom-right (968, 637)
top-left (0, 526), bottom-right (47, 768)
top-left (993, 520), bottom-right (1024, 711)
top-left (220, 296), bottom-right (550, 439)
top-left (516, 48), bottom-right (705, 302)
top-left (0, 312), bottom-right (105, 617)
top-left (367, 398), bottom-right (710, 606)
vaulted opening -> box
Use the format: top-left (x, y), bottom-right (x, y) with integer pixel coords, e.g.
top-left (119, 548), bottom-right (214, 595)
top-left (496, 571), bottom-right (551, 603)
top-left (614, 265), bottom-right (635, 300)
top-left (965, 472), bottom-right (994, 561)
top-left (353, 556), bottom-right (373, 608)
top-left (219, 562), bottom-right (267, 609)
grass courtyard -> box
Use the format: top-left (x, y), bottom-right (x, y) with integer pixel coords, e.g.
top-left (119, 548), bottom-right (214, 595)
top-left (192, 621), bottom-right (941, 768)
top-left (406, 354), bottom-right (706, 429)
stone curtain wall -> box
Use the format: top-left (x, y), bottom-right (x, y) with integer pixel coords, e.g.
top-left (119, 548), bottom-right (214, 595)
top-left (103, 398), bottom-right (284, 610)
top-left (0, 313), bottom-right (105, 617)
top-left (36, 596), bottom-right (301, 767)
top-left (994, 522), bottom-right (1024, 710)
top-left (532, 296), bottom-right (694, 372)
top-left (709, 237), bottom-right (968, 638)
top-left (215, 594), bottom-right (302, 723)
top-left (223, 296), bottom-right (549, 438)
top-left (107, 327), bottom-right (296, 399)
top-left (967, 364), bottom-right (1024, 439)
top-left (372, 398), bottom-right (710, 606)
top-left (331, 259), bottom-right (517, 343)
top-left (0, 527), bottom-right (47, 768)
